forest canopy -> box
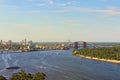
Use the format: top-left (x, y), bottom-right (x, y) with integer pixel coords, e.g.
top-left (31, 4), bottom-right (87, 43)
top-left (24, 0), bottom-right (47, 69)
top-left (72, 47), bottom-right (120, 60)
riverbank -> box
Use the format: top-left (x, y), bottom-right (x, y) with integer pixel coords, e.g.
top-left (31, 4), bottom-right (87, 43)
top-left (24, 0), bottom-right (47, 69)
top-left (76, 55), bottom-right (120, 64)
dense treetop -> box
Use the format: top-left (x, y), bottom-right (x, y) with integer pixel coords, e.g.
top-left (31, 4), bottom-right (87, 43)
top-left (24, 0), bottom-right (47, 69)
top-left (72, 47), bottom-right (120, 60)
top-left (0, 70), bottom-right (45, 80)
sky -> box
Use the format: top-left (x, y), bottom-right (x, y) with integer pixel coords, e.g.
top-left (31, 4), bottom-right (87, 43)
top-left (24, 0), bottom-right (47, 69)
top-left (0, 0), bottom-right (120, 42)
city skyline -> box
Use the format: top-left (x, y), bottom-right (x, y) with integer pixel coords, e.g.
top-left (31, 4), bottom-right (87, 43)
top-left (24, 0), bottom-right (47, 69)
top-left (0, 0), bottom-right (120, 42)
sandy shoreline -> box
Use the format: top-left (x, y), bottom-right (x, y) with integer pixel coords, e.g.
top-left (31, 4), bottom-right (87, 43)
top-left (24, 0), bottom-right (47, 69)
top-left (76, 55), bottom-right (120, 64)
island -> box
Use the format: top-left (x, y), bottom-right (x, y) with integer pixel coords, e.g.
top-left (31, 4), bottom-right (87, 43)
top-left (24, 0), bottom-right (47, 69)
top-left (72, 47), bottom-right (120, 64)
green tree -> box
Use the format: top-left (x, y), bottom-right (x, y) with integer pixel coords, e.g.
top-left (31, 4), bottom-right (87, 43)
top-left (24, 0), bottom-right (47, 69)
top-left (9, 70), bottom-right (45, 80)
top-left (33, 72), bottom-right (45, 80)
top-left (0, 75), bottom-right (7, 80)
top-left (72, 47), bottom-right (120, 60)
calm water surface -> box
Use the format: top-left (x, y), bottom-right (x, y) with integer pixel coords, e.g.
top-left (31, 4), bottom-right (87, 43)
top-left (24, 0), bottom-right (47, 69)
top-left (0, 50), bottom-right (120, 80)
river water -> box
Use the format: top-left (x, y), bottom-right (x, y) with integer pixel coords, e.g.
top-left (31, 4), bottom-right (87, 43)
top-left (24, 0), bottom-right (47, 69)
top-left (0, 49), bottom-right (120, 80)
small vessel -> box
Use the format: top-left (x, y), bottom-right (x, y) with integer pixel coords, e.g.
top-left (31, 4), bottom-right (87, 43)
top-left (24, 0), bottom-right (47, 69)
top-left (62, 47), bottom-right (69, 50)
top-left (6, 66), bottom-right (20, 69)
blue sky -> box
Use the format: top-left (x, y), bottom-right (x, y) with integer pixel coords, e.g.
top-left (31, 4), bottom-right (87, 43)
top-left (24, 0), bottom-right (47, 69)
top-left (0, 0), bottom-right (120, 42)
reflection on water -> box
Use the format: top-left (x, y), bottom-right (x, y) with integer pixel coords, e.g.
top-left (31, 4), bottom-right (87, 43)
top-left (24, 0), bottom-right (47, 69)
top-left (0, 50), bottom-right (120, 80)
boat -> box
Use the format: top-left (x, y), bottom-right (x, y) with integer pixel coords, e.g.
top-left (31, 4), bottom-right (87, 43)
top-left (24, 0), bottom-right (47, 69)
top-left (6, 66), bottom-right (20, 69)
top-left (62, 47), bottom-right (69, 50)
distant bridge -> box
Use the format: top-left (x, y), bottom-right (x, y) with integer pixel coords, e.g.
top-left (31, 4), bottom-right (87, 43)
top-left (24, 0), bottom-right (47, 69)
top-left (75, 41), bottom-right (97, 48)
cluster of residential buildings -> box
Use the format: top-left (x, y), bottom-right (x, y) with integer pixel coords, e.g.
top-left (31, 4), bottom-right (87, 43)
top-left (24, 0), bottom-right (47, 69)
top-left (0, 39), bottom-right (33, 52)
top-left (0, 39), bottom-right (71, 53)
top-left (0, 39), bottom-right (99, 53)
top-left (34, 43), bottom-right (69, 50)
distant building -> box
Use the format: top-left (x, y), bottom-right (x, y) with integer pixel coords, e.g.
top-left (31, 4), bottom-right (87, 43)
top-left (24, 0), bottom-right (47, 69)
top-left (1, 41), bottom-right (7, 46)
top-left (83, 42), bottom-right (87, 48)
top-left (74, 42), bottom-right (78, 50)
top-left (35, 44), bottom-right (40, 49)
top-left (61, 43), bottom-right (65, 47)
top-left (7, 40), bottom-right (12, 45)
top-left (28, 40), bottom-right (33, 46)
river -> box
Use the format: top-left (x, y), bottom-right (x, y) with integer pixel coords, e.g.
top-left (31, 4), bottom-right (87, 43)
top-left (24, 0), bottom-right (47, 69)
top-left (0, 49), bottom-right (120, 80)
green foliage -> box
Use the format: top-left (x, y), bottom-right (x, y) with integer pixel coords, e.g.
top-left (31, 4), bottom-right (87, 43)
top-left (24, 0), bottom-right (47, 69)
top-left (33, 72), bottom-right (45, 80)
top-left (72, 47), bottom-right (120, 60)
top-left (0, 44), bottom-right (29, 51)
top-left (0, 70), bottom-right (45, 80)
top-left (0, 75), bottom-right (7, 80)
top-left (9, 70), bottom-right (45, 80)
top-left (10, 70), bottom-right (45, 80)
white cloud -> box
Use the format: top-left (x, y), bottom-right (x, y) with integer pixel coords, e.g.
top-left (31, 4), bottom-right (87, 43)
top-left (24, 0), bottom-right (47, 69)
top-left (53, 7), bottom-right (120, 15)
top-left (100, 0), bottom-right (108, 2)
top-left (0, 4), bottom-right (18, 8)
top-left (60, 2), bottom-right (72, 7)
top-left (26, 0), bottom-right (36, 2)
top-left (95, 9), bottom-right (120, 15)
top-left (64, 20), bottom-right (74, 24)
top-left (30, 0), bottom-right (54, 7)
top-left (63, 20), bottom-right (80, 25)
top-left (28, 10), bottom-right (41, 13)
top-left (36, 3), bottom-right (45, 6)
top-left (48, 0), bottom-right (53, 4)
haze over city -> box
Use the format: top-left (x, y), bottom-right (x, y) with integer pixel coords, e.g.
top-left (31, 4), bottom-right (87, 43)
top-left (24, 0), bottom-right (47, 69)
top-left (0, 0), bottom-right (120, 42)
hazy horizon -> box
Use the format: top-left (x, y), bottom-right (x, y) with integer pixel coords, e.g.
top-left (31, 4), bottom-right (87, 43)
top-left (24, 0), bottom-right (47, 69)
top-left (0, 0), bottom-right (120, 42)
